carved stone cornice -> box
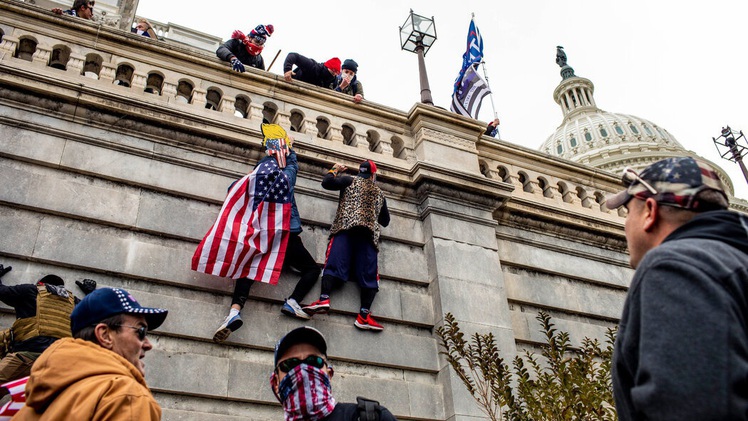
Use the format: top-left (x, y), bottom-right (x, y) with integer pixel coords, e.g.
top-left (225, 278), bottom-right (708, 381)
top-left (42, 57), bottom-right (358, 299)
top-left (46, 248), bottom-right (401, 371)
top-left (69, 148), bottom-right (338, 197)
top-left (418, 127), bottom-right (475, 150)
top-left (496, 208), bottom-right (627, 251)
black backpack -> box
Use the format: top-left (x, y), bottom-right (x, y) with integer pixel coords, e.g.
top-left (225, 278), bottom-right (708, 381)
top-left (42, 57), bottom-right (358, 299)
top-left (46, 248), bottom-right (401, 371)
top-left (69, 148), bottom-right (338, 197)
top-left (356, 397), bottom-right (381, 421)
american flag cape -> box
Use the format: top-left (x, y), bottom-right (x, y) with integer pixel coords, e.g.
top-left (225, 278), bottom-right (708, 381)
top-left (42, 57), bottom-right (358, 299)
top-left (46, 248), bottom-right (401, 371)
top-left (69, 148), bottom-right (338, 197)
top-left (0, 376), bottom-right (29, 420)
top-left (191, 158), bottom-right (292, 284)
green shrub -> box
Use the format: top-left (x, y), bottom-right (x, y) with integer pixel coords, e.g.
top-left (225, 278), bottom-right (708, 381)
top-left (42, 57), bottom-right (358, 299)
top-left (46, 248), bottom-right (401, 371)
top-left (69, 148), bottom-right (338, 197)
top-left (436, 311), bottom-right (617, 421)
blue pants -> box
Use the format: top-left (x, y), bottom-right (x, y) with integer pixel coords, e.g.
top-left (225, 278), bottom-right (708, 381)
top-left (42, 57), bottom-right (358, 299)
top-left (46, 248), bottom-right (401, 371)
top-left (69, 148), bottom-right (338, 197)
top-left (322, 228), bottom-right (380, 290)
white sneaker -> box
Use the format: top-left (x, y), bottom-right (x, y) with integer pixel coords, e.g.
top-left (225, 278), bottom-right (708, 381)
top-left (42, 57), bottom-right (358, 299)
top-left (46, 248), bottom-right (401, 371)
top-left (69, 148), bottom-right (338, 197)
top-left (281, 298), bottom-right (311, 320)
top-left (213, 313), bottom-right (243, 343)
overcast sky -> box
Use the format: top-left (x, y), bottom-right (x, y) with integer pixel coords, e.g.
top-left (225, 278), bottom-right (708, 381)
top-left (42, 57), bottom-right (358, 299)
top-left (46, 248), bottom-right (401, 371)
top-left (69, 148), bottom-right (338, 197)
top-left (136, 0), bottom-right (748, 199)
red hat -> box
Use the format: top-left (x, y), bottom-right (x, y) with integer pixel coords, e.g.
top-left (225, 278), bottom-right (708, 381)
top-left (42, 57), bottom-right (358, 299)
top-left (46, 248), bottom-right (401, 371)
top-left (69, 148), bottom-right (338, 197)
top-left (324, 57), bottom-right (341, 74)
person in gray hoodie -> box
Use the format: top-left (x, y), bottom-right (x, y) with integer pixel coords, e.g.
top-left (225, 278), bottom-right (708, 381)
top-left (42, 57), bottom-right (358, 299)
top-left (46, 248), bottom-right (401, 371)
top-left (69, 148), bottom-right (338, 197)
top-left (605, 156), bottom-right (748, 420)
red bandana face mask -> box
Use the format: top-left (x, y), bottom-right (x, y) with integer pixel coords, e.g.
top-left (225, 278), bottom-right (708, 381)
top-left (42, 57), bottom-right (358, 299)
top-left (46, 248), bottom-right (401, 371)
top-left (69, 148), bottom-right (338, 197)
top-left (245, 41), bottom-right (263, 56)
top-left (274, 364), bottom-right (336, 421)
top-left (231, 30), bottom-right (264, 56)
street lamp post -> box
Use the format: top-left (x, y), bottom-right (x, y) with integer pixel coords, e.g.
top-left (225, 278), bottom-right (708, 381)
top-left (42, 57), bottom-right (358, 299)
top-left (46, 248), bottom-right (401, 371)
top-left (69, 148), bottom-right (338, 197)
top-left (399, 10), bottom-right (437, 105)
top-left (713, 125), bottom-right (748, 185)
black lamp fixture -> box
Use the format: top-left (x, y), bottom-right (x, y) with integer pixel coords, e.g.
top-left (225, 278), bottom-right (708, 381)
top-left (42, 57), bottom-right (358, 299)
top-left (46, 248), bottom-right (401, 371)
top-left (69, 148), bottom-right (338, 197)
top-left (713, 125), bottom-right (748, 185)
top-left (399, 9), bottom-right (437, 105)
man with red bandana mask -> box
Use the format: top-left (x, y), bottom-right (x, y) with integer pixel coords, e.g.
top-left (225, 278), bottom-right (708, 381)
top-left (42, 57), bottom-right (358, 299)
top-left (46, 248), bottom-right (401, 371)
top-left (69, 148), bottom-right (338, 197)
top-left (216, 24), bottom-right (273, 72)
top-left (270, 327), bottom-right (398, 421)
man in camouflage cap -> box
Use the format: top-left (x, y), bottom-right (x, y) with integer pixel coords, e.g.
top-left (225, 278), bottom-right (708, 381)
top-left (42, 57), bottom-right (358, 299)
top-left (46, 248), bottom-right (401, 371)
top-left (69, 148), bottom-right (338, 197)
top-left (605, 156), bottom-right (748, 420)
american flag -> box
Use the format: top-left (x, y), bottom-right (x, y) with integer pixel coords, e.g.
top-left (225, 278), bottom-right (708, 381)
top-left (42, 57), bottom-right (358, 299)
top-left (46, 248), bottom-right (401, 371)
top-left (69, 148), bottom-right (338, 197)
top-left (0, 376), bottom-right (28, 420)
top-left (191, 158), bottom-right (292, 285)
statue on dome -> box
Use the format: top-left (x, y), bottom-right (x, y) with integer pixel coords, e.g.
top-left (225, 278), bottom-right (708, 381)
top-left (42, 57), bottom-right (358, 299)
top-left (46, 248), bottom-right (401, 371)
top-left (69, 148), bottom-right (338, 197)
top-left (556, 46), bottom-right (576, 79)
top-left (556, 46), bottom-right (567, 67)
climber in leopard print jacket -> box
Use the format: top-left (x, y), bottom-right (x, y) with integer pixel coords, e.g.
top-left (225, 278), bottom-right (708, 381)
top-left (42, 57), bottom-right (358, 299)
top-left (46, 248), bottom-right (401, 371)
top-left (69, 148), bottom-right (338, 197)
top-left (302, 160), bottom-right (390, 331)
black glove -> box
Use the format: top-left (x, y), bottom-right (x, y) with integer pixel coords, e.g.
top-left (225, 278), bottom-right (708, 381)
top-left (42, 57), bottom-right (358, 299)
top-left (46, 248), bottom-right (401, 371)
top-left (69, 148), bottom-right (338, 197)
top-left (0, 265), bottom-right (11, 279)
top-left (75, 279), bottom-right (97, 295)
top-left (230, 57), bottom-right (245, 73)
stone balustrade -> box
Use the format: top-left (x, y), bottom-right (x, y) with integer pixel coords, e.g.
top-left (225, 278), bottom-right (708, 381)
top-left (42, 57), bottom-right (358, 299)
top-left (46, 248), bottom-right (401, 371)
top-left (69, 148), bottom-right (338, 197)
top-left (0, 2), bottom-right (635, 420)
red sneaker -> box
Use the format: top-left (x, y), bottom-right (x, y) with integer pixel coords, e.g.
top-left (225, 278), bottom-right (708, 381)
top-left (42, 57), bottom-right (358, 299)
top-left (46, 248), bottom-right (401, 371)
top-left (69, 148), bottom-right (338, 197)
top-left (302, 299), bottom-right (331, 314)
top-left (354, 314), bottom-right (384, 331)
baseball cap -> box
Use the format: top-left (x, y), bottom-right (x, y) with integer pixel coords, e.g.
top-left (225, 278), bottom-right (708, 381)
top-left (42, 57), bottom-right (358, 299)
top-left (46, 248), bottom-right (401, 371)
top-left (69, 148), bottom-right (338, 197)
top-left (71, 287), bottom-right (168, 334)
top-left (605, 156), bottom-right (728, 211)
top-left (274, 326), bottom-right (328, 367)
top-left (358, 160), bottom-right (377, 179)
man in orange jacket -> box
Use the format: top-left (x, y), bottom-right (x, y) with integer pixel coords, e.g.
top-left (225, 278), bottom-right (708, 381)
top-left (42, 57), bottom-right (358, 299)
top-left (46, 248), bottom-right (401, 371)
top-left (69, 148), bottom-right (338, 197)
top-left (13, 287), bottom-right (168, 420)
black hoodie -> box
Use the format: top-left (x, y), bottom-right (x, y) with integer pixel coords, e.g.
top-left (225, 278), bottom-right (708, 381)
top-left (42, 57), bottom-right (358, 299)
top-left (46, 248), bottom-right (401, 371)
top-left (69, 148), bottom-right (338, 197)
top-left (613, 210), bottom-right (748, 420)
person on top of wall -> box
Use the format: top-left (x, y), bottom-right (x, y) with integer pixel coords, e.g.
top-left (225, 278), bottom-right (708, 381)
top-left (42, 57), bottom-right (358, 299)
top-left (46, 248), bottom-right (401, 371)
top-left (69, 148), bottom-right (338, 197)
top-left (131, 18), bottom-right (157, 39)
top-left (52, 0), bottom-right (94, 20)
top-left (332, 59), bottom-right (364, 104)
top-left (283, 53), bottom-right (340, 89)
top-left (217, 24), bottom-right (274, 72)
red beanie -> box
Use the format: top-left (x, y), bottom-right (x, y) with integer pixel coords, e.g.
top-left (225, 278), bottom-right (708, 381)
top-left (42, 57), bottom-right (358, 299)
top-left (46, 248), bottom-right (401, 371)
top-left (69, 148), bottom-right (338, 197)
top-left (324, 57), bottom-right (341, 74)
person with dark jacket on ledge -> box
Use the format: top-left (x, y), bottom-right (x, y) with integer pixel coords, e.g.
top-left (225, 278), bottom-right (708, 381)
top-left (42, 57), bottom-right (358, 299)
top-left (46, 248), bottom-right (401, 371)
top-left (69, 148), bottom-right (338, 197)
top-left (283, 53), bottom-right (340, 89)
top-left (216, 24), bottom-right (274, 72)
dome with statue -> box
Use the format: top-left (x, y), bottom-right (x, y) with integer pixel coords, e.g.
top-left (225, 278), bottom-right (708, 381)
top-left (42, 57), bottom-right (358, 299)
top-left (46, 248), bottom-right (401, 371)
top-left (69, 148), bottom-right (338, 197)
top-left (540, 46), bottom-right (734, 195)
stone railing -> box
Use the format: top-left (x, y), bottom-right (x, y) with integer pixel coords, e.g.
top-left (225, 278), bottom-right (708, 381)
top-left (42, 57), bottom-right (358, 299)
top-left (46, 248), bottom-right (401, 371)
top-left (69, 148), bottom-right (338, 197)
top-left (0, 1), bottom-right (632, 228)
top-left (0, 6), bottom-right (419, 167)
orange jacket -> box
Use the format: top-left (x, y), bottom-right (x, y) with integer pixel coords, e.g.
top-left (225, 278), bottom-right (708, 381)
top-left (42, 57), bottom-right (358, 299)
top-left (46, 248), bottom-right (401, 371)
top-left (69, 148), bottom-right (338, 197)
top-left (12, 338), bottom-right (161, 420)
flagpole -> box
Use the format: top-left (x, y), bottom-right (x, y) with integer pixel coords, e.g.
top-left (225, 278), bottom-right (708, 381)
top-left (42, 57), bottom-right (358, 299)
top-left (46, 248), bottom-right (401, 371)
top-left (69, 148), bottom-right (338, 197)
top-left (473, 13), bottom-right (498, 120)
top-left (480, 60), bottom-right (497, 120)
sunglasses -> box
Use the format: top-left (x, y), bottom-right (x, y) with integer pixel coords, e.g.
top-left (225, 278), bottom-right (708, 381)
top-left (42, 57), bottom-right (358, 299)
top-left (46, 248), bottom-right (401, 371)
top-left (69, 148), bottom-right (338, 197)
top-left (621, 167), bottom-right (657, 195)
top-left (114, 324), bottom-right (148, 340)
top-left (276, 355), bottom-right (326, 373)
top-left (252, 36), bottom-right (266, 46)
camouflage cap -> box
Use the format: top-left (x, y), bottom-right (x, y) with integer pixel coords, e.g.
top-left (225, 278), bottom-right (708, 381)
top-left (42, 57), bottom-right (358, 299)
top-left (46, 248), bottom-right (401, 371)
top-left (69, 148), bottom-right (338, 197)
top-left (605, 157), bottom-right (728, 211)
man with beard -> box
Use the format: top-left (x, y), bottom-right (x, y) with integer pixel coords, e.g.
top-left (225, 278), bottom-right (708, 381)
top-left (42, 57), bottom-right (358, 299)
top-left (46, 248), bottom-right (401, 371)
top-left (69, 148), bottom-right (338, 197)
top-left (606, 156), bottom-right (748, 420)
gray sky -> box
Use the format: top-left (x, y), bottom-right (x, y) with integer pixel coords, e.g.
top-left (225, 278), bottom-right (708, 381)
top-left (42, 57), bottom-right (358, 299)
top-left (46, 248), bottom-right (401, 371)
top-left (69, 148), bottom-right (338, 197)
top-left (136, 0), bottom-right (748, 199)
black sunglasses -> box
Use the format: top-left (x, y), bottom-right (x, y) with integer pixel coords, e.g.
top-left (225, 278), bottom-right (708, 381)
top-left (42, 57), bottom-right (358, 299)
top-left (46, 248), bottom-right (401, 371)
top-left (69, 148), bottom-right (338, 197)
top-left (114, 324), bottom-right (148, 340)
top-left (277, 355), bottom-right (326, 373)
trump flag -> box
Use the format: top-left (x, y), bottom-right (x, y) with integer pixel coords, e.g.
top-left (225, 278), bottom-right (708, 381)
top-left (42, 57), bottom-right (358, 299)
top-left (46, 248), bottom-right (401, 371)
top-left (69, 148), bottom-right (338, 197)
top-left (451, 64), bottom-right (491, 119)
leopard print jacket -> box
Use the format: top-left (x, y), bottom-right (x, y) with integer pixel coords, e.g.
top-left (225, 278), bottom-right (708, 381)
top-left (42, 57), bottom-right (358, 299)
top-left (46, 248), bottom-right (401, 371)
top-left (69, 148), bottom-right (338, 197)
top-left (330, 177), bottom-right (385, 248)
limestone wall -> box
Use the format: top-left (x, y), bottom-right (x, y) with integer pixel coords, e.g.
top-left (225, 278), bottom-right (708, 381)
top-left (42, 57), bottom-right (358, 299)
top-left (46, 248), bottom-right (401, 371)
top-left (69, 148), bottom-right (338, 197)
top-left (0, 2), bottom-right (631, 420)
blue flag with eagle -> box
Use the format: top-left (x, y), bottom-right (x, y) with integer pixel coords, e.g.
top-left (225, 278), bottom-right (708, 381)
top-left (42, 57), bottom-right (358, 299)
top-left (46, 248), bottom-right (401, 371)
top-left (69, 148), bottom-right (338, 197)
top-left (450, 19), bottom-right (490, 119)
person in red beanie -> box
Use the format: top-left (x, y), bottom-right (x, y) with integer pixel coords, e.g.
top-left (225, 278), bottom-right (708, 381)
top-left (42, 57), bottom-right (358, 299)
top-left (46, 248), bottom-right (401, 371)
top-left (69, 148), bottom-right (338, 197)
top-left (216, 24), bottom-right (274, 72)
top-left (283, 53), bottom-right (340, 89)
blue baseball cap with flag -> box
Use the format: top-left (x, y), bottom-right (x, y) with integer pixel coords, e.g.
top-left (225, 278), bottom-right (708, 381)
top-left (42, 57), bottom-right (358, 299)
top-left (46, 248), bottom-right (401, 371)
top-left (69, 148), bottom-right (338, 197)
top-left (71, 287), bottom-right (168, 334)
top-left (605, 156), bottom-right (729, 211)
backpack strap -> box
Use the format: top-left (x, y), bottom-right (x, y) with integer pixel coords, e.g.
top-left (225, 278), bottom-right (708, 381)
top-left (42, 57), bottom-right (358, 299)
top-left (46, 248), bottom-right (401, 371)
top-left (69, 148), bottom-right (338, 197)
top-left (356, 396), bottom-right (381, 421)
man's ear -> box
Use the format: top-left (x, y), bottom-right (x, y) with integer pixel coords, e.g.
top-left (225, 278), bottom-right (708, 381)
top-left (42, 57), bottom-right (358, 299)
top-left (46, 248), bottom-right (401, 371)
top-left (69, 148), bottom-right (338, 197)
top-left (94, 324), bottom-right (114, 350)
top-left (642, 198), bottom-right (660, 232)
top-left (326, 365), bottom-right (334, 379)
top-left (270, 371), bottom-right (282, 402)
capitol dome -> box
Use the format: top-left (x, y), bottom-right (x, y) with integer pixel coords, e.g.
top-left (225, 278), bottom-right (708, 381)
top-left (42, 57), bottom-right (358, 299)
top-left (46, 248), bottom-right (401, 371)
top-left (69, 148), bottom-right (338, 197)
top-left (540, 47), bottom-right (734, 195)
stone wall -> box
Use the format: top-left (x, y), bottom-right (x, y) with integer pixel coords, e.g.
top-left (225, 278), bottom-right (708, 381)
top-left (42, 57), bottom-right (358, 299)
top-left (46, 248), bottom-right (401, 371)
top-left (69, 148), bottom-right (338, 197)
top-left (0, 2), bottom-right (631, 420)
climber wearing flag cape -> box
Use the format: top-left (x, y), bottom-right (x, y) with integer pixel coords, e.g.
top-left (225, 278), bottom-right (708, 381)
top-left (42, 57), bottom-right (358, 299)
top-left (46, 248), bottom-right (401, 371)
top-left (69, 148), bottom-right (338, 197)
top-left (192, 124), bottom-right (321, 343)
